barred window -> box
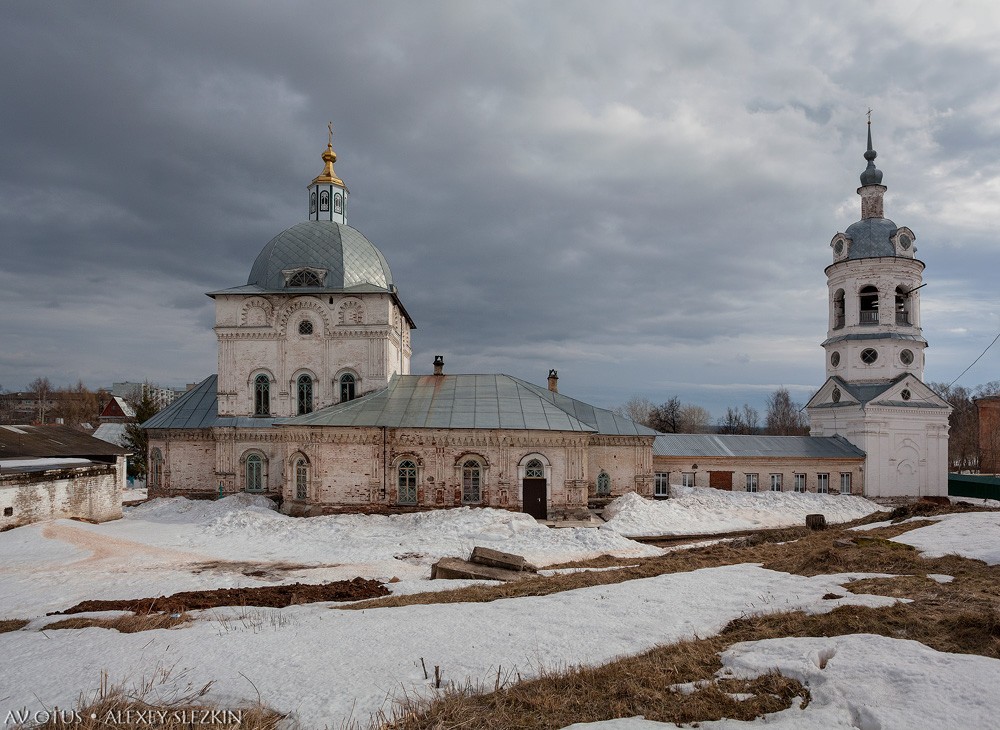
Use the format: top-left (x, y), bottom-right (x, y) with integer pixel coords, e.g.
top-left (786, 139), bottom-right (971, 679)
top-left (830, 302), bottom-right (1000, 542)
top-left (340, 373), bottom-right (356, 402)
top-left (462, 460), bottom-right (481, 503)
top-left (254, 374), bottom-right (270, 416)
top-left (524, 459), bottom-right (545, 478)
top-left (398, 460), bottom-right (417, 505)
top-left (597, 471), bottom-right (611, 496)
top-left (297, 375), bottom-right (313, 415)
top-left (245, 454), bottom-right (264, 492)
top-left (295, 459), bottom-right (308, 500)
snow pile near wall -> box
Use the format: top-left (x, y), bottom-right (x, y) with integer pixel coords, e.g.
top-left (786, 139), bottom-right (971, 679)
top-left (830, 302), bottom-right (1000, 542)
top-left (127, 493), bottom-right (278, 525)
top-left (601, 489), bottom-right (880, 537)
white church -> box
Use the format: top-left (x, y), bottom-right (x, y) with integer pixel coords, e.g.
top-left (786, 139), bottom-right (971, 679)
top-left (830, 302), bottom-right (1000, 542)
top-left (144, 125), bottom-right (950, 512)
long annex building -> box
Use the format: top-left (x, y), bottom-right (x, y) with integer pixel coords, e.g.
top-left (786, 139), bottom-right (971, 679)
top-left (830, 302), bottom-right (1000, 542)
top-left (146, 127), bottom-right (948, 514)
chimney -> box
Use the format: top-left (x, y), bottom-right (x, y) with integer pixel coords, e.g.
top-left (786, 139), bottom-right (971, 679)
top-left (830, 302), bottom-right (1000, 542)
top-left (433, 355), bottom-right (444, 376)
top-left (547, 369), bottom-right (558, 393)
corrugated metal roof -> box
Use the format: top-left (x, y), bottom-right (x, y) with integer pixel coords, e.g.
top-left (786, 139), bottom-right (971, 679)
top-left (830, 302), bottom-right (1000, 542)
top-left (284, 374), bottom-right (656, 436)
top-left (0, 424), bottom-right (127, 459)
top-left (653, 433), bottom-right (865, 459)
top-left (146, 373), bottom-right (657, 437)
top-left (142, 376), bottom-right (284, 430)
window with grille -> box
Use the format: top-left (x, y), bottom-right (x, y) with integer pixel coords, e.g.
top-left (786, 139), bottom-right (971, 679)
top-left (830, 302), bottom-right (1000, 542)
top-left (297, 375), bottom-right (313, 415)
top-left (462, 460), bottom-right (481, 503)
top-left (398, 460), bottom-right (417, 505)
top-left (254, 374), bottom-right (270, 416)
top-left (287, 270), bottom-right (323, 287)
top-left (597, 471), bottom-right (611, 496)
top-left (524, 459), bottom-right (544, 478)
top-left (340, 373), bottom-right (356, 402)
top-left (245, 454), bottom-right (264, 492)
top-left (295, 459), bottom-right (308, 500)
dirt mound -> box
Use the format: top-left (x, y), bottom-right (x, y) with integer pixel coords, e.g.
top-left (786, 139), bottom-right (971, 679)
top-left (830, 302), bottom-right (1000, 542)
top-left (51, 577), bottom-right (388, 616)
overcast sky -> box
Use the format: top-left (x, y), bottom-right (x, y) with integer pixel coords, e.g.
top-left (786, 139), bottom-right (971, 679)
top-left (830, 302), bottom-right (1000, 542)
top-left (2, 1), bottom-right (999, 418)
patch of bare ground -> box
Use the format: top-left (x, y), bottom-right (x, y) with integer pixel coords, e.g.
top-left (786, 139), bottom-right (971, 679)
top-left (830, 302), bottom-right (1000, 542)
top-left (189, 559), bottom-right (338, 580)
top-left (0, 618), bottom-right (30, 633)
top-left (43, 613), bottom-right (191, 633)
top-left (22, 668), bottom-right (283, 730)
top-left (50, 577), bottom-right (388, 616)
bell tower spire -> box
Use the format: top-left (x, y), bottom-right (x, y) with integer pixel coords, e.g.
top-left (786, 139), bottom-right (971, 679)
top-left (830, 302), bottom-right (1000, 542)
top-left (308, 122), bottom-right (348, 224)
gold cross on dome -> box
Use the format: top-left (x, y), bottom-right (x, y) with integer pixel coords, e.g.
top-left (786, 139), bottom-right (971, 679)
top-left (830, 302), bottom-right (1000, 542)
top-left (867, 107), bottom-right (873, 125)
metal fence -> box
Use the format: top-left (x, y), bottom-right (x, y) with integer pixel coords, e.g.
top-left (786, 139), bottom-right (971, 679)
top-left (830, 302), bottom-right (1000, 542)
top-left (948, 473), bottom-right (1000, 501)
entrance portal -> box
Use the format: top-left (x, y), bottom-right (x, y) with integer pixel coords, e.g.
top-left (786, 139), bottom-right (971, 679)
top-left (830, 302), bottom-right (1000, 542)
top-left (522, 478), bottom-right (547, 519)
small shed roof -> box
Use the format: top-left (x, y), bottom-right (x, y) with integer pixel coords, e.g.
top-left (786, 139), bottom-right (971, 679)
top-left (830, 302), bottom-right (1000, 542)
top-left (0, 424), bottom-right (127, 460)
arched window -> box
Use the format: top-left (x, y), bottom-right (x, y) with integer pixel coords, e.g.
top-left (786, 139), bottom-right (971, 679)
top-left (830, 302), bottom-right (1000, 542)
top-left (833, 289), bottom-right (845, 330)
top-left (297, 374), bottom-right (313, 415)
top-left (287, 270), bottom-right (323, 287)
top-left (319, 190), bottom-right (330, 211)
top-left (149, 448), bottom-right (163, 488)
top-left (859, 285), bottom-right (879, 325)
top-left (895, 285), bottom-right (910, 325)
top-left (254, 374), bottom-right (270, 416)
top-left (597, 471), bottom-right (611, 496)
top-left (295, 458), bottom-right (308, 500)
top-left (334, 192), bottom-right (343, 214)
top-left (340, 373), bottom-right (356, 402)
top-left (525, 459), bottom-right (545, 478)
top-left (462, 460), bottom-right (481, 503)
top-left (398, 460), bottom-right (417, 505)
top-left (245, 454), bottom-right (264, 492)
top-left (309, 192), bottom-right (317, 214)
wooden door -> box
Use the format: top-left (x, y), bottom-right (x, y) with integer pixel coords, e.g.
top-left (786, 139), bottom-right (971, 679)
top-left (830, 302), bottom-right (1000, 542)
top-left (522, 478), bottom-right (547, 519)
top-left (709, 471), bottom-right (734, 491)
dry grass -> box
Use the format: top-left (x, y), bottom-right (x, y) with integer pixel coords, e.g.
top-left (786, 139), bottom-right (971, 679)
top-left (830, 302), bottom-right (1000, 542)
top-left (21, 667), bottom-right (283, 730)
top-left (369, 635), bottom-right (807, 730)
top-left (354, 506), bottom-right (1000, 728)
top-left (0, 618), bottom-right (30, 633)
top-left (43, 612), bottom-right (190, 633)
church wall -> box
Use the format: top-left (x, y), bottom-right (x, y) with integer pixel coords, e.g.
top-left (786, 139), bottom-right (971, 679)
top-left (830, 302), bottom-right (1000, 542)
top-left (215, 294), bottom-right (409, 418)
top-left (588, 437), bottom-right (655, 498)
top-left (149, 432), bottom-right (217, 495)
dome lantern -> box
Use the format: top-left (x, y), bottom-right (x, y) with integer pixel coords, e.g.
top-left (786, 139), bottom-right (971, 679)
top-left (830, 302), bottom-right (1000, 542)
top-left (308, 123), bottom-right (348, 224)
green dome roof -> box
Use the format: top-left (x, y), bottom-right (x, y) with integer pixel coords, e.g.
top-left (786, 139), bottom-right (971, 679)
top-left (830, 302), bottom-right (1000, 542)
top-left (247, 221), bottom-right (393, 291)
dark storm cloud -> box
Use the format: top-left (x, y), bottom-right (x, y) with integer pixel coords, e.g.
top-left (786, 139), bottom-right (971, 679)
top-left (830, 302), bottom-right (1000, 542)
top-left (2, 0), bottom-right (998, 417)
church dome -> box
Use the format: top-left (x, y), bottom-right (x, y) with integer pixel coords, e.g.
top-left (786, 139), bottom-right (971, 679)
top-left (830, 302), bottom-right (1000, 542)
top-left (843, 217), bottom-right (898, 260)
top-left (247, 221), bottom-right (394, 291)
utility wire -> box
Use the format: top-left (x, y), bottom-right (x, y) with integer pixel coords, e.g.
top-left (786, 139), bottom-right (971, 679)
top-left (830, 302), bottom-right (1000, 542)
top-left (948, 329), bottom-right (1000, 390)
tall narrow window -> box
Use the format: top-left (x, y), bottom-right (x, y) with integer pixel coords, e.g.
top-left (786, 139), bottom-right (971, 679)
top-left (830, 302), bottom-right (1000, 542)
top-left (319, 190), bottom-right (330, 212)
top-left (295, 458), bottom-right (308, 500)
top-left (297, 375), bottom-right (313, 415)
top-left (655, 472), bottom-right (670, 498)
top-left (462, 460), bottom-right (481, 503)
top-left (150, 448), bottom-right (163, 489)
top-left (334, 192), bottom-right (343, 214)
top-left (895, 286), bottom-right (910, 325)
top-left (746, 473), bottom-right (759, 492)
top-left (340, 373), bottom-right (356, 402)
top-left (833, 289), bottom-right (845, 330)
top-left (398, 460), bottom-right (417, 505)
top-left (817, 473), bottom-right (829, 494)
top-left (840, 473), bottom-right (852, 495)
top-left (597, 471), bottom-right (611, 496)
top-left (309, 192), bottom-right (317, 214)
top-left (859, 285), bottom-right (879, 325)
top-left (770, 474), bottom-right (782, 491)
top-left (246, 454), bottom-right (263, 492)
top-left (254, 374), bottom-right (270, 416)
top-left (794, 473), bottom-right (806, 493)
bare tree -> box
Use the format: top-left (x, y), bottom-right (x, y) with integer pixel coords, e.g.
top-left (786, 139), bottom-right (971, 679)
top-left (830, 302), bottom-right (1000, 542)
top-left (648, 397), bottom-right (683, 433)
top-left (765, 387), bottom-right (809, 436)
top-left (53, 381), bottom-right (102, 428)
top-left (122, 384), bottom-right (162, 479)
top-left (27, 377), bottom-right (53, 424)
top-left (931, 382), bottom-right (978, 472)
top-left (718, 403), bottom-right (761, 435)
top-left (614, 396), bottom-right (654, 425)
top-left (678, 404), bottom-right (712, 434)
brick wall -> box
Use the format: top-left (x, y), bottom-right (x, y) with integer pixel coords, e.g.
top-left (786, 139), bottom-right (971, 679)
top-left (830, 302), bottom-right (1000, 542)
top-left (1, 462), bottom-right (123, 529)
top-left (652, 455), bottom-right (865, 495)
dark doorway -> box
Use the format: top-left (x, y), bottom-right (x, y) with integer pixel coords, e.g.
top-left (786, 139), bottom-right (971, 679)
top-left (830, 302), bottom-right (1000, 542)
top-left (709, 471), bottom-right (734, 491)
top-left (522, 478), bottom-right (547, 519)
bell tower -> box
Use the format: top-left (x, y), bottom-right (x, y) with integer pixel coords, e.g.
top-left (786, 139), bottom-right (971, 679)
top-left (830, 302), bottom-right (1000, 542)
top-left (308, 122), bottom-right (348, 224)
top-left (822, 121), bottom-right (927, 383)
top-left (807, 120), bottom-right (951, 499)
